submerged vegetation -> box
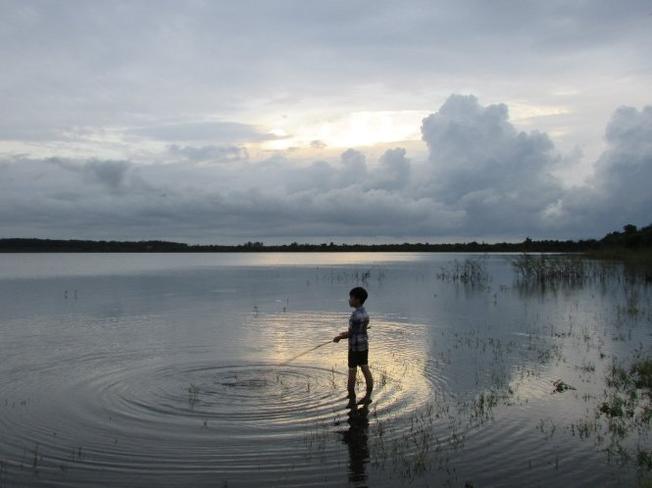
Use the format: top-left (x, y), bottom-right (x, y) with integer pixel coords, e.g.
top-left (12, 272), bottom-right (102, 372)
top-left (573, 352), bottom-right (652, 478)
top-left (435, 257), bottom-right (490, 287)
top-left (510, 251), bottom-right (651, 290)
top-left (511, 253), bottom-right (587, 283)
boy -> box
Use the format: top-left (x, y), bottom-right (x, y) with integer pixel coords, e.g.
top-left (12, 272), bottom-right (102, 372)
top-left (333, 286), bottom-right (373, 406)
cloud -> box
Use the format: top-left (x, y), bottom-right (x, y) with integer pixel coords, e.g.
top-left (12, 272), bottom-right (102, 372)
top-left (0, 152), bottom-right (462, 242)
top-left (1, 95), bottom-right (651, 243)
top-left (128, 121), bottom-right (284, 143)
top-left (418, 95), bottom-right (567, 235)
top-left (592, 106), bottom-right (652, 212)
top-left (310, 140), bottom-right (327, 150)
top-left (281, 149), bottom-right (366, 194)
top-left (555, 104), bottom-right (652, 231)
top-left (167, 144), bottom-right (249, 163)
top-left (46, 157), bottom-right (135, 192)
top-left (370, 148), bottom-right (410, 190)
top-left (340, 149), bottom-right (367, 174)
top-left (1, 0), bottom-right (649, 153)
top-left (0, 127), bottom-right (62, 142)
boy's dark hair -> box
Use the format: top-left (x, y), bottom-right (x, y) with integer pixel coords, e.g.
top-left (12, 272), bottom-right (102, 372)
top-left (349, 286), bottom-right (368, 304)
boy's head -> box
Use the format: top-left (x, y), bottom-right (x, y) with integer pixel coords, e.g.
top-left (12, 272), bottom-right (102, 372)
top-left (348, 286), bottom-right (368, 308)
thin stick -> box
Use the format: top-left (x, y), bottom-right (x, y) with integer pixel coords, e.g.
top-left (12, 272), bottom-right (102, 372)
top-left (277, 339), bottom-right (333, 367)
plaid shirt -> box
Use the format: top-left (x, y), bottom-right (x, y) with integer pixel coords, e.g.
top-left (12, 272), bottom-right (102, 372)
top-left (348, 306), bottom-right (369, 351)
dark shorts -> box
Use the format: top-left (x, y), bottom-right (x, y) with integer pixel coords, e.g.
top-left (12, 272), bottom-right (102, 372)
top-left (348, 349), bottom-right (368, 368)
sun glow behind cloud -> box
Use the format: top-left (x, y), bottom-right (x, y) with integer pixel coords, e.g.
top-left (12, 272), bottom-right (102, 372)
top-left (259, 102), bottom-right (573, 153)
top-left (261, 110), bottom-right (431, 150)
top-left (506, 102), bottom-right (571, 121)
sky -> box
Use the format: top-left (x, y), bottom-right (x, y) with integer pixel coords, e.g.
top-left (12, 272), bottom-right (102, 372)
top-left (1, 0), bottom-right (651, 244)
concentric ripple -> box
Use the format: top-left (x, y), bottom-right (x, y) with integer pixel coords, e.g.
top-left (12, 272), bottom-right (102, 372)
top-left (0, 348), bottom-right (450, 487)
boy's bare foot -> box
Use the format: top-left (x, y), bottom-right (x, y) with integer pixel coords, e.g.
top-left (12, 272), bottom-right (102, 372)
top-left (357, 395), bottom-right (372, 405)
top-left (345, 390), bottom-right (357, 407)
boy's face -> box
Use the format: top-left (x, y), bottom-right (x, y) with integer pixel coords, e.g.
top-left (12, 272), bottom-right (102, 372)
top-left (348, 294), bottom-right (360, 308)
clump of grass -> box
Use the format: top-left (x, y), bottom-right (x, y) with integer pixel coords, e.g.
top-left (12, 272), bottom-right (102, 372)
top-left (511, 253), bottom-right (586, 283)
top-left (569, 417), bottom-right (598, 439)
top-left (32, 444), bottom-right (39, 470)
top-left (578, 361), bottom-right (596, 373)
top-left (436, 257), bottom-right (489, 286)
top-left (568, 352), bottom-right (652, 472)
top-left (638, 450), bottom-right (652, 471)
top-left (631, 359), bottom-right (652, 389)
top-left (329, 366), bottom-right (337, 390)
top-left (607, 358), bottom-right (652, 392)
top-left (600, 395), bottom-right (633, 417)
top-left (187, 383), bottom-right (200, 404)
top-left (607, 363), bottom-right (633, 389)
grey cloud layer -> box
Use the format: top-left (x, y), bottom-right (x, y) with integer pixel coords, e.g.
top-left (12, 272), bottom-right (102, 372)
top-left (1, 1), bottom-right (650, 140)
top-left (1, 95), bottom-right (650, 242)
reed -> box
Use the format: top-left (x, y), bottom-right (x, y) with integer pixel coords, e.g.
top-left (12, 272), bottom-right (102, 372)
top-left (436, 257), bottom-right (489, 286)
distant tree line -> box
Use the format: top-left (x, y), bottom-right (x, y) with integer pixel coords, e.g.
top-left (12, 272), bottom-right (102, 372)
top-left (0, 223), bottom-right (650, 253)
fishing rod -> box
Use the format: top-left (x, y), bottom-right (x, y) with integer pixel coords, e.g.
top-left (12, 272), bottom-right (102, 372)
top-left (277, 323), bottom-right (371, 367)
top-left (277, 339), bottom-right (333, 367)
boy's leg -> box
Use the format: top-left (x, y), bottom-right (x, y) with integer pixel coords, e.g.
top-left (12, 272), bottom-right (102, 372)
top-left (347, 367), bottom-right (357, 397)
top-left (360, 364), bottom-right (373, 397)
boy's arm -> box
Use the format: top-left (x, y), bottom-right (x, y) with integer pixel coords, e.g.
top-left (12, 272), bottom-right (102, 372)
top-left (333, 330), bottom-right (349, 342)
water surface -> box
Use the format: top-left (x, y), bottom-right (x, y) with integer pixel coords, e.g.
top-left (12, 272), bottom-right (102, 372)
top-left (0, 252), bottom-right (650, 487)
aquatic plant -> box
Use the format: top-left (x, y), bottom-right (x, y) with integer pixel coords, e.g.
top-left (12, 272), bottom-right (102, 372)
top-left (187, 383), bottom-right (200, 405)
top-left (318, 267), bottom-right (387, 285)
top-left (568, 352), bottom-right (652, 473)
top-left (511, 253), bottom-right (586, 284)
top-left (330, 366), bottom-right (337, 390)
top-left (553, 379), bottom-right (576, 393)
top-left (435, 257), bottom-right (490, 287)
top-left (639, 450), bottom-right (652, 471)
top-left (630, 359), bottom-right (652, 390)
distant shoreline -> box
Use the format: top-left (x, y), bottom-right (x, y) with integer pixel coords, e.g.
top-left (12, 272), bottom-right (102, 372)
top-left (1, 223), bottom-right (650, 258)
top-left (0, 237), bottom-right (596, 253)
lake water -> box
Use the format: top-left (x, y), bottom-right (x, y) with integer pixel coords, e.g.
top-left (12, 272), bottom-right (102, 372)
top-left (0, 252), bottom-right (650, 487)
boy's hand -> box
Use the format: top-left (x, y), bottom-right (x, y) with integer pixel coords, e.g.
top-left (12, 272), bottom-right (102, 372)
top-left (333, 332), bottom-right (346, 342)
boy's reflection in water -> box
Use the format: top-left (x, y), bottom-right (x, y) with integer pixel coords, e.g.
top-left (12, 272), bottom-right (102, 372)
top-left (340, 403), bottom-right (370, 485)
